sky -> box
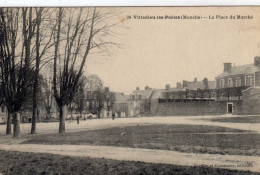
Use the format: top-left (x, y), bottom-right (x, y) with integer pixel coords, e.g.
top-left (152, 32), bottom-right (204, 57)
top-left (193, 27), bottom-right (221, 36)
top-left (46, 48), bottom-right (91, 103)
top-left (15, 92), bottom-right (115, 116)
top-left (85, 7), bottom-right (260, 94)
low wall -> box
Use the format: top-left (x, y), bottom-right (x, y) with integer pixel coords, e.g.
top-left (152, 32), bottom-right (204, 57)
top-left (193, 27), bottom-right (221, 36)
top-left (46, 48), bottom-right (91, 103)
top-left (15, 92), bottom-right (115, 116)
top-left (242, 89), bottom-right (260, 115)
top-left (151, 100), bottom-right (242, 116)
top-left (242, 99), bottom-right (260, 115)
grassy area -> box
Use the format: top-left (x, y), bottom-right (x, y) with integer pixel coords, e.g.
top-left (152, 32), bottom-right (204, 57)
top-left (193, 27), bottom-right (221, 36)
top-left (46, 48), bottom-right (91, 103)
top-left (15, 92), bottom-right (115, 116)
top-left (23, 124), bottom-right (260, 156)
top-left (0, 150), bottom-right (256, 175)
top-left (208, 116), bottom-right (260, 123)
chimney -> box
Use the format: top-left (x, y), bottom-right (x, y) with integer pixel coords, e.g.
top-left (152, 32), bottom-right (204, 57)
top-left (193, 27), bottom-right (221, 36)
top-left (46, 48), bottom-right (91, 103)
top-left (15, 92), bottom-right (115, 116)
top-left (176, 82), bottom-right (181, 89)
top-left (182, 80), bottom-right (188, 88)
top-left (165, 84), bottom-right (170, 90)
top-left (145, 86), bottom-right (150, 90)
top-left (136, 87), bottom-right (140, 90)
top-left (223, 63), bottom-right (232, 72)
top-left (194, 78), bottom-right (197, 83)
top-left (254, 56), bottom-right (260, 66)
top-left (104, 87), bottom-right (109, 92)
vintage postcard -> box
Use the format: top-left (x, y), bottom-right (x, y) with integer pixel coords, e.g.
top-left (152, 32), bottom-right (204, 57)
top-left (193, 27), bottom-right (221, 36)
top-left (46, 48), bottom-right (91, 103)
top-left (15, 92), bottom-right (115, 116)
top-left (0, 6), bottom-right (259, 174)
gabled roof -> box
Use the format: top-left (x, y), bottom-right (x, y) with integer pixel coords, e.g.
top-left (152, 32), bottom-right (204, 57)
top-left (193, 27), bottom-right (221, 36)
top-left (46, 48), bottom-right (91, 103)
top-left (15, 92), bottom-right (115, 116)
top-left (151, 89), bottom-right (167, 99)
top-left (114, 92), bottom-right (129, 104)
top-left (131, 89), bottom-right (154, 100)
top-left (242, 86), bottom-right (260, 93)
top-left (216, 64), bottom-right (260, 78)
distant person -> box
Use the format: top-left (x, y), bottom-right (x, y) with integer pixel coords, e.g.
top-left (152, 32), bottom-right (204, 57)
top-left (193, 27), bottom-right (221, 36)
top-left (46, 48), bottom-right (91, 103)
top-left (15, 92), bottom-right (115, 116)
top-left (77, 116), bottom-right (80, 124)
top-left (112, 112), bottom-right (115, 120)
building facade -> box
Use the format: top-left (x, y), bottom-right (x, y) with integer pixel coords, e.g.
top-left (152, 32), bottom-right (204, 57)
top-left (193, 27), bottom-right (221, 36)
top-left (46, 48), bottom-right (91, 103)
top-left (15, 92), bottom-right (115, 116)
top-left (214, 57), bottom-right (260, 114)
top-left (216, 57), bottom-right (260, 89)
top-left (128, 86), bottom-right (154, 117)
top-left (112, 92), bottom-right (129, 117)
top-left (150, 79), bottom-right (218, 116)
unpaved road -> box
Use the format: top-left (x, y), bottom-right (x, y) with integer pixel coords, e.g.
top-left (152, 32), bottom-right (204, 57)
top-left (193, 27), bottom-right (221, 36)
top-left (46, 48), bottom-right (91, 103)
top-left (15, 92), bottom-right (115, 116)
top-left (0, 115), bottom-right (260, 137)
top-left (0, 144), bottom-right (259, 173)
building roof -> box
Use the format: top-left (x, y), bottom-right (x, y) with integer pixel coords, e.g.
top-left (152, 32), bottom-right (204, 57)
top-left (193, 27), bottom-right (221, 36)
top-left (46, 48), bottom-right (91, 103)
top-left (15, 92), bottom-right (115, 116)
top-left (169, 81), bottom-right (216, 91)
top-left (131, 89), bottom-right (154, 100)
top-left (151, 89), bottom-right (167, 99)
top-left (216, 64), bottom-right (260, 78)
top-left (187, 81), bottom-right (216, 90)
top-left (169, 87), bottom-right (183, 91)
top-left (242, 86), bottom-right (260, 93)
top-left (114, 92), bottom-right (129, 104)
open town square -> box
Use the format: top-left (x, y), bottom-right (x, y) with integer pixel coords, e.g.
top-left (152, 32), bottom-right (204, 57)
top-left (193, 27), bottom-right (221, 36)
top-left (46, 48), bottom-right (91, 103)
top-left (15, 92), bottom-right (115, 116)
top-left (0, 6), bottom-right (260, 175)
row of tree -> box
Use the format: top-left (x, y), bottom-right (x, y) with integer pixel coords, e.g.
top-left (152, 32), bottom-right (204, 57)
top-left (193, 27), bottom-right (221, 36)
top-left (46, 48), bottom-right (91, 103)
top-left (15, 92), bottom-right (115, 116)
top-left (68, 75), bottom-right (116, 119)
top-left (0, 7), bottom-right (118, 138)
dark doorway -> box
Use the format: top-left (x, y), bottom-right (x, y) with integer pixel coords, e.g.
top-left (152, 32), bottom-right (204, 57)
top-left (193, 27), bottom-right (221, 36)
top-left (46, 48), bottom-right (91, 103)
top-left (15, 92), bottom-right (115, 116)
top-left (227, 103), bottom-right (233, 114)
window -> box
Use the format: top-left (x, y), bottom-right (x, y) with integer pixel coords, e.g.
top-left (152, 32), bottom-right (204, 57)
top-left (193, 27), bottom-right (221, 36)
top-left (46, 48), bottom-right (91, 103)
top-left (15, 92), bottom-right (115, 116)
top-left (220, 79), bottom-right (225, 88)
top-left (248, 76), bottom-right (253, 86)
top-left (236, 77), bottom-right (241, 87)
top-left (245, 75), bottom-right (253, 86)
top-left (228, 78), bottom-right (233, 87)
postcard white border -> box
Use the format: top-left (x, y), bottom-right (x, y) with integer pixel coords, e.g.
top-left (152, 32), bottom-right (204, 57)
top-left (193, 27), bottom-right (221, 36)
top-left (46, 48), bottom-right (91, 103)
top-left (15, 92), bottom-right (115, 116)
top-left (0, 0), bottom-right (260, 7)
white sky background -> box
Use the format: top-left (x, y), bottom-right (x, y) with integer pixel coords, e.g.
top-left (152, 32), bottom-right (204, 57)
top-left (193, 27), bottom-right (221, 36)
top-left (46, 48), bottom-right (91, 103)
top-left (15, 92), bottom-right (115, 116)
top-left (85, 7), bottom-right (260, 94)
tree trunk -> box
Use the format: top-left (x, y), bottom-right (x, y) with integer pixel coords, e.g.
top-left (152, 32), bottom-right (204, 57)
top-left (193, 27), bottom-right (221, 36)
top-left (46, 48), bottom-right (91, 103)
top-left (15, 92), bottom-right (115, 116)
top-left (6, 112), bottom-right (12, 135)
top-left (31, 9), bottom-right (41, 134)
top-left (37, 108), bottom-right (40, 122)
top-left (97, 110), bottom-right (100, 118)
top-left (46, 110), bottom-right (51, 119)
top-left (13, 112), bottom-right (21, 138)
top-left (59, 104), bottom-right (67, 133)
top-left (107, 108), bottom-right (110, 118)
top-left (31, 103), bottom-right (37, 134)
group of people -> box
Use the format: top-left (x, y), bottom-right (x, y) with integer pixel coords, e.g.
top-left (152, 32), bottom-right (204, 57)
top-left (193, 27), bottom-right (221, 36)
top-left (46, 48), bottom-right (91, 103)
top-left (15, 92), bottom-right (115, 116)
top-left (75, 112), bottom-right (116, 124)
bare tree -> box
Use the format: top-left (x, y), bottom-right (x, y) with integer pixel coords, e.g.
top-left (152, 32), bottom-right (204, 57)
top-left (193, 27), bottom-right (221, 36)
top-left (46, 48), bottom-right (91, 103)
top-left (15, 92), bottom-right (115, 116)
top-left (0, 8), bottom-right (35, 138)
top-left (104, 87), bottom-right (115, 117)
top-left (31, 8), bottom-right (43, 134)
top-left (53, 8), bottom-right (119, 133)
top-left (74, 76), bottom-right (87, 119)
top-left (31, 8), bottom-right (56, 134)
top-left (85, 74), bottom-right (103, 92)
top-left (94, 88), bottom-right (105, 118)
top-left (85, 74), bottom-right (103, 115)
top-left (42, 73), bottom-right (54, 119)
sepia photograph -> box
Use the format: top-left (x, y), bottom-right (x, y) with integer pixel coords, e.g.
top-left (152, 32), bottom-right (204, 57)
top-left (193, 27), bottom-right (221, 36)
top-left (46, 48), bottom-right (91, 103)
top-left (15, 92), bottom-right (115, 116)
top-left (0, 6), bottom-right (260, 174)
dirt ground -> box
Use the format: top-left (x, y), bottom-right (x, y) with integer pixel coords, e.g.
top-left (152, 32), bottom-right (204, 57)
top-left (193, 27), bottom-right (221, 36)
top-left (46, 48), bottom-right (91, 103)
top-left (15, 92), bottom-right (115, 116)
top-left (0, 116), bottom-right (260, 174)
top-left (0, 150), bottom-right (257, 175)
top-left (206, 116), bottom-right (260, 123)
top-left (24, 124), bottom-right (260, 156)
top-left (1, 115), bottom-right (260, 138)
